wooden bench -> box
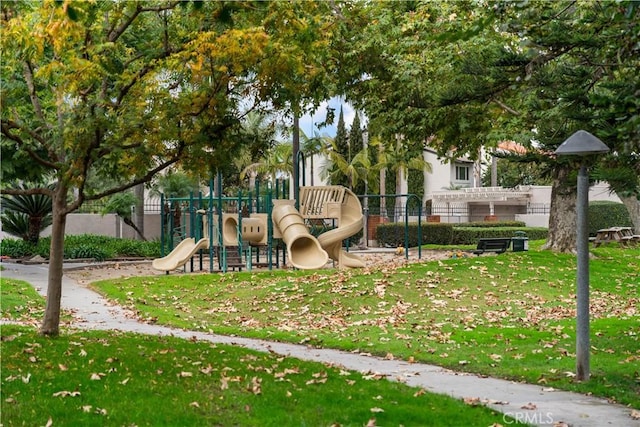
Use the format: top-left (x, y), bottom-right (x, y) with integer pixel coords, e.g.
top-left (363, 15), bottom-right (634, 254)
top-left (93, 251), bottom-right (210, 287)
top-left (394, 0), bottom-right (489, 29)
top-left (473, 238), bottom-right (512, 255)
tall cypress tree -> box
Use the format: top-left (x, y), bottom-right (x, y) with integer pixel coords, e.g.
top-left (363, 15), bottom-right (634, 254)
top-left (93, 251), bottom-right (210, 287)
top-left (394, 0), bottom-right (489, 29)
top-left (330, 106), bottom-right (350, 187)
top-left (349, 112), bottom-right (365, 195)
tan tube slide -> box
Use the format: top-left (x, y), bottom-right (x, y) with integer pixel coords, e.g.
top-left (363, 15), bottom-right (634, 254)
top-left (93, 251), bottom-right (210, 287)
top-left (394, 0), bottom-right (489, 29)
top-left (272, 201), bottom-right (329, 270)
top-left (316, 188), bottom-right (365, 268)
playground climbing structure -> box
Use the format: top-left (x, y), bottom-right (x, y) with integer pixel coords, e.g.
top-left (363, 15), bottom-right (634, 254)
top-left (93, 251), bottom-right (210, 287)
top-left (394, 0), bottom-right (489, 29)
top-left (152, 185), bottom-right (364, 272)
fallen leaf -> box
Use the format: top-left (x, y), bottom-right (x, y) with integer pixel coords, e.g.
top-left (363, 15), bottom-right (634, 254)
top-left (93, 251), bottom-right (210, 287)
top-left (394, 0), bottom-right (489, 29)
top-left (45, 418), bottom-right (53, 427)
top-left (631, 409), bottom-right (640, 420)
top-left (189, 401), bottom-right (200, 408)
top-left (248, 376), bottom-right (261, 395)
top-left (179, 371), bottom-right (193, 378)
top-left (366, 418), bottom-right (377, 426)
top-left (52, 391), bottom-right (81, 398)
top-left (464, 397), bottom-right (480, 406)
top-left (370, 407), bottom-right (384, 413)
top-left (521, 402), bottom-right (537, 410)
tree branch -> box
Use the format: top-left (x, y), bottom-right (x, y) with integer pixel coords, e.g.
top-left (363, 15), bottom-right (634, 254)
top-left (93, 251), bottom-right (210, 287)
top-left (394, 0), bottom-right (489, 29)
top-left (490, 97), bottom-right (521, 116)
top-left (0, 187), bottom-right (54, 197)
top-left (79, 142), bottom-right (187, 206)
top-left (107, 5), bottom-right (142, 43)
top-left (0, 120), bottom-right (60, 170)
top-left (22, 61), bottom-right (48, 127)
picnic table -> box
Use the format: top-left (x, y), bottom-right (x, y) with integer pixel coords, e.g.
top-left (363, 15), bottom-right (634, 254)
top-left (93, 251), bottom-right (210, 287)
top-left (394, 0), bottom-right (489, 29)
top-left (592, 227), bottom-right (639, 247)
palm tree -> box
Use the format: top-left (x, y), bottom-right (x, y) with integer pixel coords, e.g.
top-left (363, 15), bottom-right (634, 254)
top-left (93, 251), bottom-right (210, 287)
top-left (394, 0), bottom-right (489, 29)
top-left (149, 171), bottom-right (201, 199)
top-left (1, 183), bottom-right (53, 244)
top-left (320, 138), bottom-right (379, 192)
top-left (241, 142), bottom-right (293, 187)
top-left (377, 134), bottom-right (432, 219)
top-left (234, 112), bottom-right (280, 191)
top-left (301, 130), bottom-right (332, 186)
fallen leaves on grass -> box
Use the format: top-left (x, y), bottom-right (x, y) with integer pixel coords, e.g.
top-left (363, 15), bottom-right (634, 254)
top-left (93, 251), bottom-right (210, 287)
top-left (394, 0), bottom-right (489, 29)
top-left (52, 390), bottom-right (81, 397)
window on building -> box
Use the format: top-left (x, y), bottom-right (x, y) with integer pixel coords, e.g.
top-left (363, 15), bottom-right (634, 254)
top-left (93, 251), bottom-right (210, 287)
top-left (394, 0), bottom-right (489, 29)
top-left (455, 165), bottom-right (469, 181)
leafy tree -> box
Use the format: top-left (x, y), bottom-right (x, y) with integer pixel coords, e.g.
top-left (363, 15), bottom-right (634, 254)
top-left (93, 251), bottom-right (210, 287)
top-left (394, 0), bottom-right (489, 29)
top-left (481, 153), bottom-right (552, 188)
top-left (101, 191), bottom-right (146, 241)
top-left (337, 1), bottom-right (639, 250)
top-left (0, 0), bottom-right (340, 336)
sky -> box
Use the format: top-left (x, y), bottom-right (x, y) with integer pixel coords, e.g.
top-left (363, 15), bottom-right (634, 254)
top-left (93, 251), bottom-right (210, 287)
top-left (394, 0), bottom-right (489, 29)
top-left (297, 98), bottom-right (364, 139)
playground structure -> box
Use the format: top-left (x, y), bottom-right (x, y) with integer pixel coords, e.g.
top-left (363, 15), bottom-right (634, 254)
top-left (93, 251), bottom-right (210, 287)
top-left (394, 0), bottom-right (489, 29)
top-left (152, 184), bottom-right (365, 273)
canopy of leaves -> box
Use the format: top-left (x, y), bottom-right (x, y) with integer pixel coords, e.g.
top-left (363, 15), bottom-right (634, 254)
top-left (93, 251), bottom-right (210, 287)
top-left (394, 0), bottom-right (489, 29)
top-left (0, 0), bottom-right (341, 208)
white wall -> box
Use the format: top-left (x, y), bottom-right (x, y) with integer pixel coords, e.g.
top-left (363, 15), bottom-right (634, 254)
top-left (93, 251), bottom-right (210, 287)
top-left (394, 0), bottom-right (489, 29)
top-left (424, 150), bottom-right (452, 199)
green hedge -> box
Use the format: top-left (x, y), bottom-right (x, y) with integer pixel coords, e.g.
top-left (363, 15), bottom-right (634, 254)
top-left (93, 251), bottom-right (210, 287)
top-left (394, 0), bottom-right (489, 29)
top-left (376, 222), bottom-right (548, 247)
top-left (0, 234), bottom-right (161, 260)
top-left (588, 201), bottom-right (633, 236)
top-left (451, 227), bottom-right (548, 245)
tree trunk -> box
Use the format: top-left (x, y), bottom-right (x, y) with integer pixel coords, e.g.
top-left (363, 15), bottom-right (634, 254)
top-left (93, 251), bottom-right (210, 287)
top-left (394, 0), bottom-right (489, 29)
top-left (40, 185), bottom-right (68, 336)
top-left (491, 155), bottom-right (498, 187)
top-left (542, 166), bottom-right (576, 253)
top-left (124, 217), bottom-right (147, 241)
top-left (248, 171), bottom-right (257, 192)
top-left (395, 167), bottom-right (408, 221)
top-left (28, 215), bottom-right (42, 245)
top-left (380, 144), bottom-right (386, 218)
top-left (134, 183), bottom-right (145, 241)
top-left (292, 114), bottom-right (300, 204)
top-left (619, 194), bottom-right (640, 232)
top-left (422, 150), bottom-right (430, 208)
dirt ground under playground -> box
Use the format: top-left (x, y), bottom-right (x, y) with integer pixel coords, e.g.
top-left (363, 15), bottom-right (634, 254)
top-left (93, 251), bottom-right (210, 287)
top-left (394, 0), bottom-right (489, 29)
top-left (64, 249), bottom-right (456, 285)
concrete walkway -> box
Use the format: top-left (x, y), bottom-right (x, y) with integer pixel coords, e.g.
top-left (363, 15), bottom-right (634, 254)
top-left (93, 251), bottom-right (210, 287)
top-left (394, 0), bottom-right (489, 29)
top-left (2, 261), bottom-right (638, 427)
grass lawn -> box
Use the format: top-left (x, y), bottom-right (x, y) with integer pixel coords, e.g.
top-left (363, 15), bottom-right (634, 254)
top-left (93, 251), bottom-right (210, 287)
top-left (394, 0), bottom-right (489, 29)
top-left (90, 241), bottom-right (640, 409)
top-left (1, 278), bottom-right (527, 426)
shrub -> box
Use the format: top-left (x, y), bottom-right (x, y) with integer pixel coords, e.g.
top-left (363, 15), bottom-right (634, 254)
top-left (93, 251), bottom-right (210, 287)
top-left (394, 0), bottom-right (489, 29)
top-left (0, 235), bottom-right (160, 260)
top-left (377, 223), bottom-right (454, 246)
top-left (458, 220), bottom-right (527, 228)
top-left (65, 244), bottom-right (111, 261)
top-left (110, 239), bottom-right (162, 258)
top-left (0, 239), bottom-right (33, 258)
top-left (588, 201), bottom-right (632, 236)
top-left (376, 222), bottom-right (548, 247)
top-left (452, 227), bottom-right (548, 245)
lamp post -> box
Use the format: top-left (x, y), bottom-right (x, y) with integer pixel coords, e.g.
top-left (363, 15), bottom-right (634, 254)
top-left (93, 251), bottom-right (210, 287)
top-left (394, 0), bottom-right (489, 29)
top-left (554, 130), bottom-right (609, 381)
